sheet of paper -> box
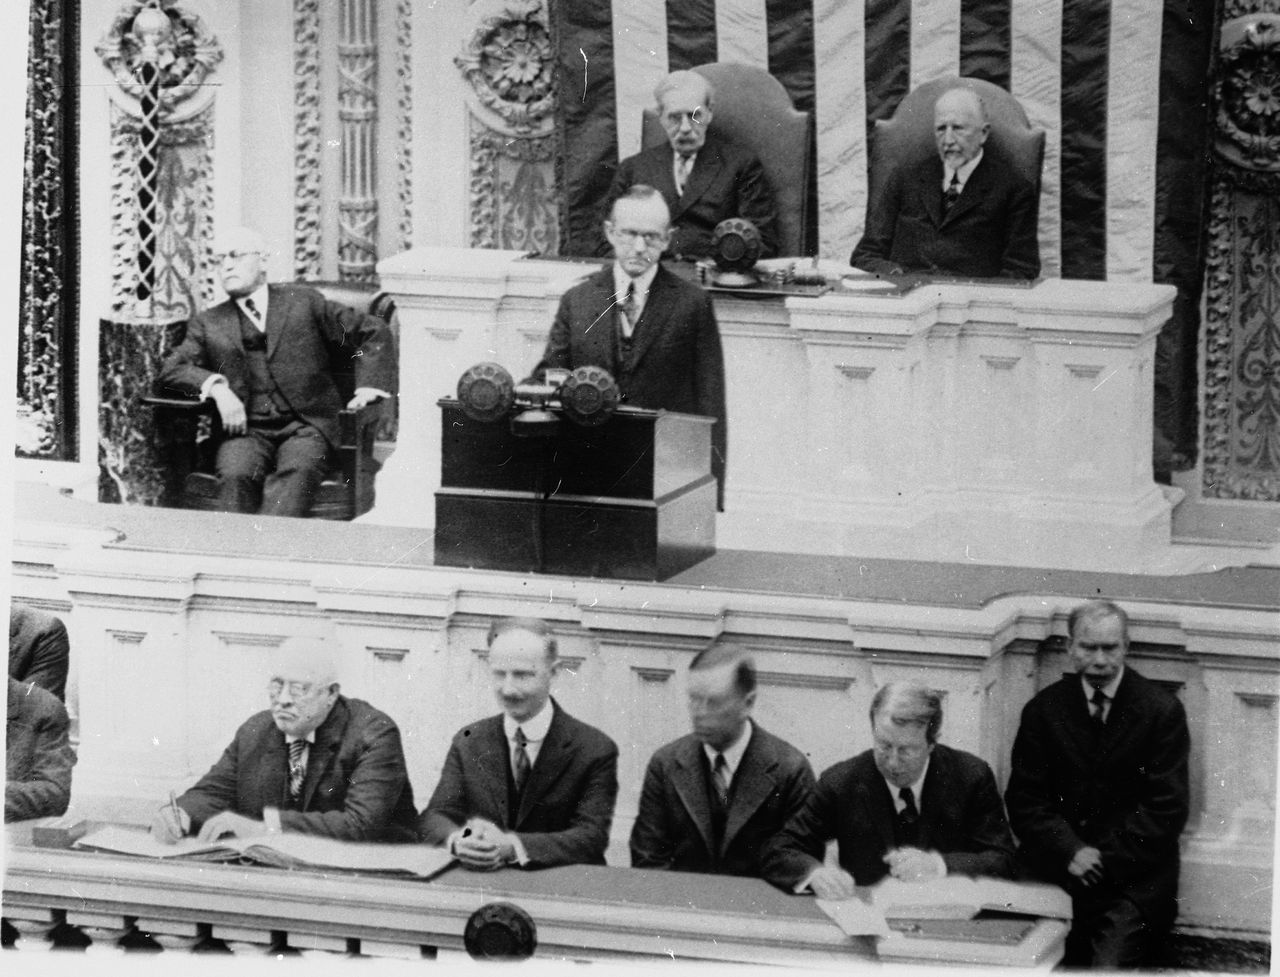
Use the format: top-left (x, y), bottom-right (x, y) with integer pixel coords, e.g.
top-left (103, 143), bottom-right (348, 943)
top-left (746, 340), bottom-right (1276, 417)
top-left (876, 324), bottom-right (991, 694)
top-left (75, 824), bottom-right (233, 860)
top-left (245, 833), bottom-right (454, 878)
top-left (815, 897), bottom-right (892, 937)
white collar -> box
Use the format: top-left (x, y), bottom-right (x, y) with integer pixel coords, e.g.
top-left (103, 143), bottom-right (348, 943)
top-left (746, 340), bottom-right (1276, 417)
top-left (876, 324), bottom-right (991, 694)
top-left (944, 148), bottom-right (984, 190)
top-left (701, 719), bottom-right (754, 778)
top-left (1081, 666), bottom-right (1125, 704)
top-left (504, 699), bottom-right (554, 743)
top-left (236, 284), bottom-right (270, 325)
top-left (613, 261), bottom-right (659, 301)
top-left (285, 730), bottom-right (316, 745)
top-left (884, 756), bottom-right (930, 808)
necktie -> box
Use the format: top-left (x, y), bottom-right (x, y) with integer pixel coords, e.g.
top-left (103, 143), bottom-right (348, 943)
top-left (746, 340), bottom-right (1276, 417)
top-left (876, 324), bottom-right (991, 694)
top-left (288, 739), bottom-right (307, 801)
top-left (712, 752), bottom-right (730, 806)
top-left (898, 786), bottom-right (920, 844)
top-left (676, 154), bottom-right (693, 195)
top-left (513, 727), bottom-right (531, 794)
top-left (621, 282), bottom-right (639, 336)
top-left (943, 172), bottom-right (961, 214)
top-left (1091, 688), bottom-right (1108, 727)
top-left (243, 296), bottom-right (263, 328)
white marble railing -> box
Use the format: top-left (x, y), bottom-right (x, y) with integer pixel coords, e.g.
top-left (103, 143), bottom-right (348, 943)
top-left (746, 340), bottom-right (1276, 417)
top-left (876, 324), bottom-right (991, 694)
top-left (372, 248), bottom-right (1177, 572)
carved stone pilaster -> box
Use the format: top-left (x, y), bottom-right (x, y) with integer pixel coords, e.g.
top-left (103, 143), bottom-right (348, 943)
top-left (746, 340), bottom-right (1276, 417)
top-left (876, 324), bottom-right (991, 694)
top-left (1202, 2), bottom-right (1280, 500)
top-left (294, 0), bottom-right (322, 280)
top-left (456, 0), bottom-right (560, 253)
top-left (338, 0), bottom-right (379, 282)
top-left (395, 0), bottom-right (413, 251)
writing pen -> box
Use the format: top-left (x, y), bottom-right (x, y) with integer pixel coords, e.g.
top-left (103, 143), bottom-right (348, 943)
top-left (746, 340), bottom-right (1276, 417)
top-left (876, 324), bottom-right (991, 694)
top-left (168, 790), bottom-right (182, 833)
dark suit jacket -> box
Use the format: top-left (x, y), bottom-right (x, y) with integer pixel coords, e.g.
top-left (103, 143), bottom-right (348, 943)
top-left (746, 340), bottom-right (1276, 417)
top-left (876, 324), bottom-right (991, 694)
top-left (851, 145), bottom-right (1040, 279)
top-left (761, 743), bottom-right (1015, 890)
top-left (418, 701), bottom-right (619, 867)
top-left (9, 604), bottom-right (69, 702)
top-left (6, 678), bottom-right (74, 822)
top-left (606, 133), bottom-right (778, 259)
top-left (531, 265), bottom-right (727, 506)
top-left (158, 284), bottom-right (397, 449)
top-left (1005, 667), bottom-right (1190, 924)
top-left (177, 695), bottom-right (418, 842)
top-left (630, 723), bottom-right (814, 876)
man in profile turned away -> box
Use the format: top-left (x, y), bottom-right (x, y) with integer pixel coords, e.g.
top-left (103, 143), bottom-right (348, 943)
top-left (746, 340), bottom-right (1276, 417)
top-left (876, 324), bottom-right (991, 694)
top-left (762, 681), bottom-right (1015, 896)
top-left (9, 601), bottom-right (70, 702)
top-left (1005, 600), bottom-right (1190, 969)
top-left (529, 185), bottom-right (727, 507)
top-left (419, 617), bottom-right (618, 869)
top-left (630, 643), bottom-right (814, 876)
top-left (605, 69), bottom-right (777, 260)
top-left (158, 226), bottom-right (395, 517)
top-left (7, 677), bottom-right (75, 822)
top-left (150, 641), bottom-right (417, 843)
top-left (850, 86), bottom-right (1040, 279)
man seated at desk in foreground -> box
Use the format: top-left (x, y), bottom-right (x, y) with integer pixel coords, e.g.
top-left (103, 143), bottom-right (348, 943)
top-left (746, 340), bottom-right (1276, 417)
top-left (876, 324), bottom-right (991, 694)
top-left (529, 185), bottom-right (727, 507)
top-left (150, 642), bottom-right (417, 843)
top-left (418, 617), bottom-right (618, 869)
top-left (7, 677), bottom-right (75, 822)
top-left (762, 681), bottom-right (1015, 897)
top-left (605, 70), bottom-right (777, 260)
top-left (157, 226), bottom-right (395, 517)
top-left (630, 643), bottom-right (813, 876)
top-left (1005, 600), bottom-right (1190, 969)
top-left (850, 86), bottom-right (1040, 280)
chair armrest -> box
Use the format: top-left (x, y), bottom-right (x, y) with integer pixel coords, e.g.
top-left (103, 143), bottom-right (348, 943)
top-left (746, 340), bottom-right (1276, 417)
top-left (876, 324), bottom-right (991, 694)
top-left (140, 395), bottom-right (215, 416)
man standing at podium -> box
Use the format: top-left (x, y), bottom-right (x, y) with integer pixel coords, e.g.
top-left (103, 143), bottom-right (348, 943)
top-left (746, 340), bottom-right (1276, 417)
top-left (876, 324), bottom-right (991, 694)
top-left (1005, 601), bottom-right (1190, 969)
top-left (630, 643), bottom-right (813, 876)
top-left (530, 185), bottom-right (728, 507)
top-left (419, 617), bottom-right (619, 868)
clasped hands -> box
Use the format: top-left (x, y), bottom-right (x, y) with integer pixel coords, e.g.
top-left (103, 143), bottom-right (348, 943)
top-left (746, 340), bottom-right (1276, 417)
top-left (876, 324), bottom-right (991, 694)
top-left (808, 846), bottom-right (945, 900)
top-left (452, 817), bottom-right (519, 871)
top-left (1068, 845), bottom-right (1105, 888)
top-left (207, 384), bottom-right (385, 436)
top-left (149, 806), bottom-right (269, 844)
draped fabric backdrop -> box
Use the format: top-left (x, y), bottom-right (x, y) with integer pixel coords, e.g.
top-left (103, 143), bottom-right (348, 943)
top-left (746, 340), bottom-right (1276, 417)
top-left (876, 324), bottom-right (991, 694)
top-left (551, 0), bottom-right (1216, 466)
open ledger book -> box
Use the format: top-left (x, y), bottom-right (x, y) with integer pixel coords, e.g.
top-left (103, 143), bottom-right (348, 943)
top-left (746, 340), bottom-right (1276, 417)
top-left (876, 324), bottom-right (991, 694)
top-left (75, 824), bottom-right (455, 879)
top-left (817, 876), bottom-right (1072, 938)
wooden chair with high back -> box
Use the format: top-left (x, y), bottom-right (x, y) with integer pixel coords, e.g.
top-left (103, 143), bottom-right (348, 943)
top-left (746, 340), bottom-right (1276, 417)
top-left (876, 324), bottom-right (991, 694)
top-left (641, 62), bottom-right (814, 257)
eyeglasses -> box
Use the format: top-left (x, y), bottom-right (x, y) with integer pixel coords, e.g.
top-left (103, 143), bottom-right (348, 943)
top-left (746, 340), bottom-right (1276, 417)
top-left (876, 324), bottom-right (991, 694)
top-left (268, 678), bottom-right (318, 699)
top-left (609, 226), bottom-right (668, 247)
top-left (218, 250), bottom-right (263, 262)
top-left (663, 110), bottom-right (707, 127)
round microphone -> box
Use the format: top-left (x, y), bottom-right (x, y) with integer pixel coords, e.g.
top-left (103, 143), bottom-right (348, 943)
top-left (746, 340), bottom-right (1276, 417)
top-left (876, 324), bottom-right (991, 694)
top-left (710, 218), bottom-right (762, 287)
top-left (456, 362), bottom-right (515, 422)
top-left (559, 366), bottom-right (620, 426)
top-left (463, 901), bottom-right (537, 960)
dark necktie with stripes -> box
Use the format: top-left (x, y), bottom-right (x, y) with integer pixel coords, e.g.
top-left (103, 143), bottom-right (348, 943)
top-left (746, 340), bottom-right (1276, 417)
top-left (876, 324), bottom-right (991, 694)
top-left (513, 727), bottom-right (531, 794)
top-left (898, 786), bottom-right (920, 845)
top-left (943, 172), bottom-right (961, 214)
top-left (288, 739), bottom-right (307, 801)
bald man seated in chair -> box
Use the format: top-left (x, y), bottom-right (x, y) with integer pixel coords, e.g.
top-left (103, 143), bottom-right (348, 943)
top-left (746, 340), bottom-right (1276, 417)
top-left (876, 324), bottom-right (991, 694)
top-left (851, 86), bottom-right (1040, 279)
top-left (158, 227), bottom-right (395, 517)
top-left (419, 617), bottom-right (619, 869)
top-left (150, 642), bottom-right (418, 843)
top-left (605, 70), bottom-right (777, 260)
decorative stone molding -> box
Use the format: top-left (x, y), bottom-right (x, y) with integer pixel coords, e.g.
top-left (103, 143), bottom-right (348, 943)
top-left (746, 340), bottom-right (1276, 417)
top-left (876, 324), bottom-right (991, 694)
top-left (294, 0), bottom-right (323, 280)
top-left (454, 0), bottom-right (556, 138)
top-left (337, 0), bottom-right (379, 282)
top-left (468, 125), bottom-right (558, 253)
top-left (395, 0), bottom-right (413, 251)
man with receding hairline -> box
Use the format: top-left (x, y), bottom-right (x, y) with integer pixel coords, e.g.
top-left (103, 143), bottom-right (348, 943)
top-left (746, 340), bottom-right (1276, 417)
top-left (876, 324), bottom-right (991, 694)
top-left (604, 70), bottom-right (777, 259)
top-left (762, 681), bottom-right (1014, 897)
top-left (419, 617), bottom-right (619, 869)
top-left (630, 643), bottom-right (813, 876)
top-left (851, 85), bottom-right (1040, 278)
top-left (1006, 600), bottom-right (1190, 969)
top-left (149, 640), bottom-right (417, 843)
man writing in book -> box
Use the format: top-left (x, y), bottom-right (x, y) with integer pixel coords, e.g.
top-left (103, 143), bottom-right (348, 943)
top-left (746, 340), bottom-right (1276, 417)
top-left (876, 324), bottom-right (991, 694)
top-left (150, 642), bottom-right (418, 843)
top-left (418, 617), bottom-right (618, 869)
top-left (762, 681), bottom-right (1015, 897)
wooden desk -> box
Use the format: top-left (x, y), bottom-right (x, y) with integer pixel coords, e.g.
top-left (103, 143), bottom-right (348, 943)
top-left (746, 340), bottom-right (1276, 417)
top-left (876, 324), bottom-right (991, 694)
top-left (2, 837), bottom-right (1066, 967)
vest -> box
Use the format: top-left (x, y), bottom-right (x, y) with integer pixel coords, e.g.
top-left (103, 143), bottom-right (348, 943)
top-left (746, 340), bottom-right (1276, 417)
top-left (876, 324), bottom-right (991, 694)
top-left (238, 312), bottom-right (292, 421)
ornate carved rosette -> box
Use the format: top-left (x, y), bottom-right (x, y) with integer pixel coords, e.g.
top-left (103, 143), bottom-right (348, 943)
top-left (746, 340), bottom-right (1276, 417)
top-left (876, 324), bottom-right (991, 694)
top-left (294, 0), bottom-right (323, 280)
top-left (1214, 7), bottom-right (1280, 190)
top-left (455, 0), bottom-right (556, 138)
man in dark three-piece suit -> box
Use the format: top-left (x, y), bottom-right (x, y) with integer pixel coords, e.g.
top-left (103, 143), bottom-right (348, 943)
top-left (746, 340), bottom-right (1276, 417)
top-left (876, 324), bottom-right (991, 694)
top-left (9, 602), bottom-right (70, 702)
top-left (851, 86), bottom-right (1040, 279)
top-left (419, 618), bottom-right (618, 869)
top-left (630, 644), bottom-right (813, 877)
top-left (1006, 601), bottom-right (1190, 969)
top-left (150, 643), bottom-right (417, 843)
top-left (605, 70), bottom-right (777, 259)
top-left (762, 682), bottom-right (1015, 897)
top-left (6, 677), bottom-right (75, 822)
top-left (158, 227), bottom-right (395, 517)
top-left (530, 185), bottom-right (728, 506)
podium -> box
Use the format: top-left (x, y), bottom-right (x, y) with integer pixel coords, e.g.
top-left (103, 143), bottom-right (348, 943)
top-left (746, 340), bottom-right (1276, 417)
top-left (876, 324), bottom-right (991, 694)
top-left (434, 399), bottom-right (716, 580)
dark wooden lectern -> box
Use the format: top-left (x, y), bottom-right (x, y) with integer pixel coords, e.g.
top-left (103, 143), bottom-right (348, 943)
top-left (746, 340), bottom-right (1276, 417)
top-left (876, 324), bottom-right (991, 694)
top-left (434, 399), bottom-right (716, 580)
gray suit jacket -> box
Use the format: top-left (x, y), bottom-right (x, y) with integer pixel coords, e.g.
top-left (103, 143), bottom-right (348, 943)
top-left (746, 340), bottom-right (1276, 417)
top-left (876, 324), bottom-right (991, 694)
top-left (630, 723), bottom-right (814, 876)
top-left (9, 604), bottom-right (69, 702)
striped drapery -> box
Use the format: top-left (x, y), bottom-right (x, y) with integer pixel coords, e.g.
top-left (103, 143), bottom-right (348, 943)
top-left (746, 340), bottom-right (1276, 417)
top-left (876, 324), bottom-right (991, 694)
top-left (552, 0), bottom-right (1214, 462)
